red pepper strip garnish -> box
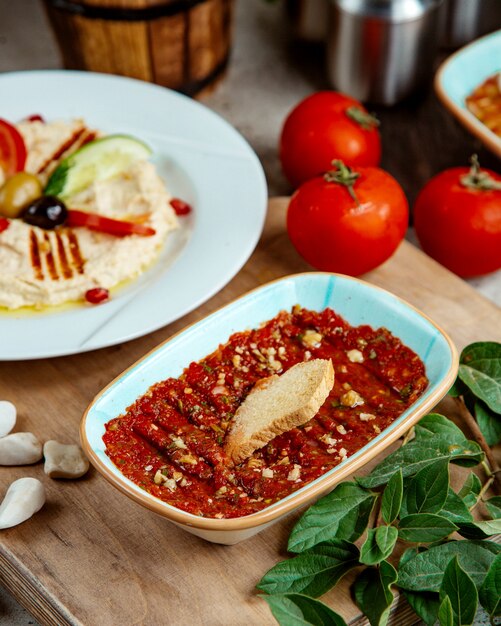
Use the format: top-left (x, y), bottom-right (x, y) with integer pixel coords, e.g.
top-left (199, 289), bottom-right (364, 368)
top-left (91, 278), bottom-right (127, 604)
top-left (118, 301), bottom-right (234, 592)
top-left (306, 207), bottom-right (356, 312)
top-left (85, 287), bottom-right (109, 304)
top-left (67, 210), bottom-right (156, 237)
top-left (26, 115), bottom-right (45, 123)
top-left (0, 218), bottom-right (10, 234)
top-left (170, 198), bottom-right (192, 216)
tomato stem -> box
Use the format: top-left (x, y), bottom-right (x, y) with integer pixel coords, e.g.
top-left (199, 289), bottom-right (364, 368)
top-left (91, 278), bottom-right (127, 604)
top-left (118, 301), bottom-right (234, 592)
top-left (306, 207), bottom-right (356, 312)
top-left (324, 160), bottom-right (361, 205)
top-left (460, 154), bottom-right (501, 191)
top-left (346, 106), bottom-right (380, 130)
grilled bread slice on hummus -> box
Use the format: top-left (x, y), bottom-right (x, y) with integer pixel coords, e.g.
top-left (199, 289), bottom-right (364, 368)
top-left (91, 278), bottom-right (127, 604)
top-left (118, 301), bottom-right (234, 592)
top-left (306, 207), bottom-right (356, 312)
top-left (224, 358), bottom-right (334, 466)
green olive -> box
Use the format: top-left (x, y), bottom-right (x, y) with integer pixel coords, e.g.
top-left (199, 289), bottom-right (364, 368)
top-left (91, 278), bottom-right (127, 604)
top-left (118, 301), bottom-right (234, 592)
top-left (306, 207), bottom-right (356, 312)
top-left (0, 173), bottom-right (43, 218)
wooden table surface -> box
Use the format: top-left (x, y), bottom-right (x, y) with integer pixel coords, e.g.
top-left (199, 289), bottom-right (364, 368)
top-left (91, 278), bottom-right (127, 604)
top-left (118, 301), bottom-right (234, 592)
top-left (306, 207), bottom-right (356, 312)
top-left (0, 198), bottom-right (500, 626)
top-left (1, 4), bottom-right (501, 624)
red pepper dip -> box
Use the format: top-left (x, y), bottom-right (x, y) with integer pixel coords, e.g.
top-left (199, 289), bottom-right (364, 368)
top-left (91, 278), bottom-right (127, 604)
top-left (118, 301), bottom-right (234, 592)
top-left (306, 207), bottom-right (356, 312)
top-left (104, 306), bottom-right (428, 519)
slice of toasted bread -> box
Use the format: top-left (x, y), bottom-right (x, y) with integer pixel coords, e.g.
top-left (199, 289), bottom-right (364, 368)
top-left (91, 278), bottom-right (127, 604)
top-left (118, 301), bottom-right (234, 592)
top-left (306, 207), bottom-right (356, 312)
top-left (224, 358), bottom-right (334, 466)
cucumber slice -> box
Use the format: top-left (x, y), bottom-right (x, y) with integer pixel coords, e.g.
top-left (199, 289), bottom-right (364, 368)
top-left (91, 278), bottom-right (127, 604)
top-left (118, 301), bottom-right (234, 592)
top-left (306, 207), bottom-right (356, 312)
top-left (45, 135), bottom-right (152, 198)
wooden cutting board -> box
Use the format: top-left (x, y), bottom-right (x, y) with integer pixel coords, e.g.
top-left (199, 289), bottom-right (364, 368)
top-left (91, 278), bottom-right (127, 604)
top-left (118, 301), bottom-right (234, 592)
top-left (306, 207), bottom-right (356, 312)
top-left (1, 198), bottom-right (500, 626)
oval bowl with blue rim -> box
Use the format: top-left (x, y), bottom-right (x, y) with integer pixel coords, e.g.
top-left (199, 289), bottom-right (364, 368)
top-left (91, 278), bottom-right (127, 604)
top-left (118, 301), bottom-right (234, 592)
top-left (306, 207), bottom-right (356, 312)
top-left (81, 273), bottom-right (458, 545)
top-left (435, 29), bottom-right (501, 158)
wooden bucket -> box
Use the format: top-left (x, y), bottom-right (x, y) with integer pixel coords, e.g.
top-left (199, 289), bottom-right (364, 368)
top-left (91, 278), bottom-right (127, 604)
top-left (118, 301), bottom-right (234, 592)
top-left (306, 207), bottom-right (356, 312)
top-left (43, 0), bottom-right (235, 97)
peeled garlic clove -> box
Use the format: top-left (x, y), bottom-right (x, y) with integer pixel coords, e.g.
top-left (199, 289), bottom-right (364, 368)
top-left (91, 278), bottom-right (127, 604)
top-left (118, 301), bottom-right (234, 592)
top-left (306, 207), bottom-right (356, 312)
top-left (0, 401), bottom-right (16, 438)
top-left (0, 432), bottom-right (43, 465)
top-left (43, 440), bottom-right (89, 479)
top-left (0, 477), bottom-right (45, 530)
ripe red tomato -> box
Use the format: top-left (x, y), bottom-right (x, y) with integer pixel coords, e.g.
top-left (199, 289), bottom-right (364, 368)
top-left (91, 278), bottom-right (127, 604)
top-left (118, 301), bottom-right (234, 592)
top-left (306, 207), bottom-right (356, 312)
top-left (280, 91), bottom-right (381, 188)
top-left (287, 161), bottom-right (408, 276)
top-left (0, 119), bottom-right (27, 177)
top-left (414, 158), bottom-right (501, 278)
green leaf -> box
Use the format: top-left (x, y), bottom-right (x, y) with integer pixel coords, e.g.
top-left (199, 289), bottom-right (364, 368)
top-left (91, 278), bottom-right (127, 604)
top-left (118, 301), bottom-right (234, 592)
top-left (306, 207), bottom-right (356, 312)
top-left (412, 414), bottom-right (484, 468)
top-left (448, 379), bottom-right (466, 398)
top-left (475, 400), bottom-right (501, 446)
top-left (257, 540), bottom-right (359, 597)
top-left (399, 547), bottom-right (419, 568)
top-left (458, 342), bottom-right (501, 413)
top-left (381, 469), bottom-right (403, 524)
top-left (360, 526), bottom-right (398, 566)
top-left (359, 441), bottom-right (482, 489)
top-left (404, 458), bottom-right (450, 514)
top-left (414, 413), bottom-right (471, 445)
top-left (397, 540), bottom-right (501, 592)
top-left (458, 474), bottom-right (482, 509)
top-left (470, 519), bottom-right (501, 536)
top-left (398, 513), bottom-right (458, 542)
top-left (288, 482), bottom-right (376, 553)
top-left (352, 561), bottom-right (397, 626)
top-left (358, 445), bottom-right (445, 488)
top-left (404, 591), bottom-right (440, 626)
top-left (439, 489), bottom-right (474, 525)
top-left (438, 595), bottom-right (454, 626)
top-left (485, 496), bottom-right (501, 520)
top-left (439, 556), bottom-right (478, 626)
top-left (458, 519), bottom-right (501, 539)
top-left (479, 553), bottom-right (501, 617)
top-left (456, 522), bottom-right (491, 540)
top-left (262, 593), bottom-right (348, 626)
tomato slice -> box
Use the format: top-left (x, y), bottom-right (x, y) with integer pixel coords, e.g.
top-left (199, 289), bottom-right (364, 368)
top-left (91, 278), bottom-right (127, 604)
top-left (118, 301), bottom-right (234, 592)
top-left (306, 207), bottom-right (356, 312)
top-left (0, 119), bottom-right (27, 177)
top-left (66, 209), bottom-right (156, 237)
top-left (0, 218), bottom-right (10, 233)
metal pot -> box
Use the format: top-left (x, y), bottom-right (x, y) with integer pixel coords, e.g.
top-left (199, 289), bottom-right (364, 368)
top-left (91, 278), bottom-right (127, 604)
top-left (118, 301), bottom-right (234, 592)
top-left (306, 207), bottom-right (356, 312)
top-left (326, 0), bottom-right (444, 105)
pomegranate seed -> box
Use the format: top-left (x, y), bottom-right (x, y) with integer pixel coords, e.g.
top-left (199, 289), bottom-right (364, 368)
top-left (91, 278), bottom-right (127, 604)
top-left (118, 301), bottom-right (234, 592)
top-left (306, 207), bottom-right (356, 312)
top-left (85, 287), bottom-right (109, 305)
top-left (170, 198), bottom-right (192, 216)
top-left (26, 114), bottom-right (45, 123)
top-left (0, 218), bottom-right (10, 234)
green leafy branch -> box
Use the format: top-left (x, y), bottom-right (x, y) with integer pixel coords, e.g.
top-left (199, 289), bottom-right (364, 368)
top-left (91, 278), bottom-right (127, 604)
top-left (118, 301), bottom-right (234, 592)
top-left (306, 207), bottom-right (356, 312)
top-left (449, 342), bottom-right (501, 492)
top-left (257, 412), bottom-right (501, 626)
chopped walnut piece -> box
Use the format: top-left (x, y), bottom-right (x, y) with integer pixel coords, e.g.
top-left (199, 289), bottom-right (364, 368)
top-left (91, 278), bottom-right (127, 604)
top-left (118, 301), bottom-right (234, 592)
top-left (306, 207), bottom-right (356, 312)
top-left (179, 454), bottom-right (198, 465)
top-left (347, 349), bottom-right (364, 363)
top-left (320, 434), bottom-right (338, 446)
top-left (287, 464), bottom-right (302, 481)
top-left (164, 478), bottom-right (177, 491)
top-left (340, 389), bottom-right (365, 408)
top-left (154, 470), bottom-right (165, 485)
top-left (359, 413), bottom-right (376, 421)
top-left (302, 330), bottom-right (322, 348)
top-left (170, 436), bottom-right (187, 450)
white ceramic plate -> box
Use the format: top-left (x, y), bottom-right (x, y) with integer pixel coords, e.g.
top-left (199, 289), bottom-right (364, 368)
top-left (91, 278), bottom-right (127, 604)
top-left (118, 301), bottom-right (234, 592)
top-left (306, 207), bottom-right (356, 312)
top-left (0, 71), bottom-right (267, 361)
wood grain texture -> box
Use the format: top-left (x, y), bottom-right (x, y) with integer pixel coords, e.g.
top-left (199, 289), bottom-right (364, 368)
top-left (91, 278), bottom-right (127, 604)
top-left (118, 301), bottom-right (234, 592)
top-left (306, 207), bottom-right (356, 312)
top-left (0, 198), bottom-right (500, 626)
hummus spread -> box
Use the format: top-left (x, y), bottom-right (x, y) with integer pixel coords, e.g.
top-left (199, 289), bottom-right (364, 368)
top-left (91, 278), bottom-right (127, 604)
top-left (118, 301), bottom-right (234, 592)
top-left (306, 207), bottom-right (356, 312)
top-left (0, 120), bottom-right (178, 309)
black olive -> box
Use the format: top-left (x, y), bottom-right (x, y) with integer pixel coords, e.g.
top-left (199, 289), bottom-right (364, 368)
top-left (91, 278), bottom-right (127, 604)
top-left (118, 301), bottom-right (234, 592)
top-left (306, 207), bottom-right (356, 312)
top-left (22, 196), bottom-right (68, 230)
